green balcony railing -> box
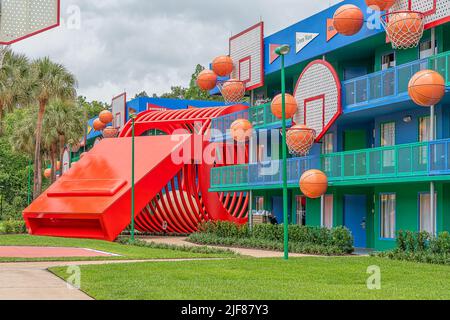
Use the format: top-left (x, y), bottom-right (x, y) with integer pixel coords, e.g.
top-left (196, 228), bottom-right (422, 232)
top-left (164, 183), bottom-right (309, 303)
top-left (429, 51), bottom-right (450, 86)
top-left (209, 141), bottom-right (442, 191)
top-left (322, 142), bottom-right (429, 182)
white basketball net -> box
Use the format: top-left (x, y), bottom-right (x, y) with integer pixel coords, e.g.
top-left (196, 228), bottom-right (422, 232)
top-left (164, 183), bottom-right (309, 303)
top-left (284, 128), bottom-right (317, 157)
top-left (216, 80), bottom-right (246, 103)
top-left (381, 11), bottom-right (425, 50)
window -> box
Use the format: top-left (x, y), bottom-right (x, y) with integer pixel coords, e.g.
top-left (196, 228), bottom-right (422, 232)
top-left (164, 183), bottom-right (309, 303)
top-left (255, 196), bottom-right (265, 212)
top-left (419, 116), bottom-right (437, 165)
top-left (419, 193), bottom-right (437, 235)
top-left (114, 113), bottom-right (122, 129)
top-left (322, 133), bottom-right (334, 172)
top-left (381, 122), bottom-right (395, 167)
top-left (419, 39), bottom-right (438, 59)
top-left (381, 52), bottom-right (396, 70)
top-left (380, 194), bottom-right (396, 239)
top-left (322, 195), bottom-right (333, 229)
top-left (296, 196), bottom-right (306, 226)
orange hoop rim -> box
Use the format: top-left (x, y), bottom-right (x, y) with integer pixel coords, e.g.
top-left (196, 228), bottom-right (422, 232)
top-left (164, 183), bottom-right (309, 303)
top-left (381, 10), bottom-right (425, 24)
top-left (216, 79), bottom-right (247, 103)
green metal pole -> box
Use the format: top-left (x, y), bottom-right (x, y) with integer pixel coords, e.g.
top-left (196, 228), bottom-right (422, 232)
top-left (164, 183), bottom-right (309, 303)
top-left (27, 159), bottom-right (32, 206)
top-left (281, 54), bottom-right (289, 260)
top-left (130, 116), bottom-right (136, 243)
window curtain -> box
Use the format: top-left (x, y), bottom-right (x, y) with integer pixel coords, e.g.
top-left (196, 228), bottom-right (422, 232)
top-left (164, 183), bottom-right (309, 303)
top-left (381, 123), bottom-right (395, 168)
top-left (420, 193), bottom-right (437, 235)
top-left (323, 195), bottom-right (333, 229)
top-left (381, 194), bottom-right (396, 239)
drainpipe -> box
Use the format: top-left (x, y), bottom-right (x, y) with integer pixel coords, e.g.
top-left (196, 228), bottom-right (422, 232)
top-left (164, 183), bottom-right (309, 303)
top-left (430, 27), bottom-right (436, 225)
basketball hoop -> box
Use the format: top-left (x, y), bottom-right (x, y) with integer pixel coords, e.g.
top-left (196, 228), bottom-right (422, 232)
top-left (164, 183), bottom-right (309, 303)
top-left (381, 11), bottom-right (425, 50)
top-left (282, 126), bottom-right (317, 157)
top-left (216, 79), bottom-right (246, 104)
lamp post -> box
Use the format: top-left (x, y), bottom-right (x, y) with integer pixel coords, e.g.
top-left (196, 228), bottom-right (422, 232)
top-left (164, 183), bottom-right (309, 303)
top-left (275, 44), bottom-right (291, 260)
top-left (130, 113), bottom-right (137, 243)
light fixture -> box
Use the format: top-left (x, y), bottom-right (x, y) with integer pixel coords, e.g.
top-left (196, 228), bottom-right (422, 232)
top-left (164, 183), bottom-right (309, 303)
top-left (275, 44), bottom-right (291, 56)
top-left (403, 115), bottom-right (412, 123)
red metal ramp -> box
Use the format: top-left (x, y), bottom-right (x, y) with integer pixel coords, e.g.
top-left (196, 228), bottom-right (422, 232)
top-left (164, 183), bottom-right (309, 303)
top-left (23, 135), bottom-right (191, 241)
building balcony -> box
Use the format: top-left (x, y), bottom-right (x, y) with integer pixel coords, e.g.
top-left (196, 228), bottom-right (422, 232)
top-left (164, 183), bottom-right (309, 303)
top-left (210, 103), bottom-right (291, 142)
top-left (343, 51), bottom-right (450, 112)
top-left (210, 139), bottom-right (450, 192)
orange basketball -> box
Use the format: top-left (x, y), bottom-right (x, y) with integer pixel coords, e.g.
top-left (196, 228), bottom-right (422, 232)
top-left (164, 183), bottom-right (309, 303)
top-left (197, 70), bottom-right (218, 91)
top-left (300, 169), bottom-right (328, 199)
top-left (93, 118), bottom-right (106, 131)
top-left (44, 168), bottom-right (52, 179)
top-left (212, 55), bottom-right (234, 77)
top-left (103, 126), bottom-right (119, 138)
top-left (221, 79), bottom-right (246, 102)
top-left (271, 94), bottom-right (298, 120)
top-left (99, 110), bottom-right (113, 124)
top-left (333, 4), bottom-right (364, 36)
top-left (386, 12), bottom-right (423, 48)
top-left (365, 0), bottom-right (396, 11)
top-left (286, 125), bottom-right (316, 155)
top-left (230, 119), bottom-right (253, 143)
top-left (408, 70), bottom-right (446, 107)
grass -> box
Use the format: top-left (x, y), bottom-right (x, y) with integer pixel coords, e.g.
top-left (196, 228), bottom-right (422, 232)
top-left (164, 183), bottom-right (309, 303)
top-left (51, 256), bottom-right (450, 300)
top-left (0, 235), bottom-right (237, 262)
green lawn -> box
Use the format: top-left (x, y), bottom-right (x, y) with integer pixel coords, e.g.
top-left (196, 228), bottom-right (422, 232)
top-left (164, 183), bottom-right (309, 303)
top-left (51, 257), bottom-right (450, 300)
top-left (0, 235), bottom-right (236, 262)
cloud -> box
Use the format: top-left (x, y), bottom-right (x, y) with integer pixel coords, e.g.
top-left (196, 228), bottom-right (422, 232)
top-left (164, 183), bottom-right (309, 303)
top-left (11, 0), bottom-right (342, 102)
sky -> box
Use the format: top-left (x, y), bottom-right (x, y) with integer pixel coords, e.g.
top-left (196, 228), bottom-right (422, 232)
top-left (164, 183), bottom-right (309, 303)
top-left (12, 0), bottom-right (343, 103)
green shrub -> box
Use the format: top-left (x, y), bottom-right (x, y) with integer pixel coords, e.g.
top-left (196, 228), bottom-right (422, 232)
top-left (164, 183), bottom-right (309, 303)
top-left (190, 222), bottom-right (354, 255)
top-left (1, 220), bottom-right (27, 234)
top-left (396, 230), bottom-right (407, 252)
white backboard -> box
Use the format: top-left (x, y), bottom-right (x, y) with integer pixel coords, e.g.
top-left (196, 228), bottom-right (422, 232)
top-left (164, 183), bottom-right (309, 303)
top-left (0, 0), bottom-right (60, 45)
top-left (293, 60), bottom-right (342, 142)
top-left (112, 93), bottom-right (126, 130)
top-left (229, 22), bottom-right (264, 91)
top-left (390, 0), bottom-right (450, 29)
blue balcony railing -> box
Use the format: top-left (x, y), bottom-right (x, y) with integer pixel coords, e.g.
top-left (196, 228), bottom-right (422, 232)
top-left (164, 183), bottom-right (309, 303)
top-left (343, 59), bottom-right (429, 109)
top-left (430, 139), bottom-right (450, 175)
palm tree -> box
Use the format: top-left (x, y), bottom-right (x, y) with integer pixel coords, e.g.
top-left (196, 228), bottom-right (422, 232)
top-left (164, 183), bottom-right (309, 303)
top-left (29, 57), bottom-right (77, 198)
top-left (0, 50), bottom-right (30, 134)
top-left (45, 98), bottom-right (85, 181)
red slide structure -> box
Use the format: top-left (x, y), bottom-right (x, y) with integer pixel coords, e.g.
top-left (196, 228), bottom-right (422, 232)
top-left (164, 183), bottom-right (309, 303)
top-left (23, 105), bottom-right (249, 241)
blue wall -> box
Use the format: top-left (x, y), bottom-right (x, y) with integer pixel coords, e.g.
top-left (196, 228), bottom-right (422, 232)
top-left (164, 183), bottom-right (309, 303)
top-left (264, 0), bottom-right (382, 75)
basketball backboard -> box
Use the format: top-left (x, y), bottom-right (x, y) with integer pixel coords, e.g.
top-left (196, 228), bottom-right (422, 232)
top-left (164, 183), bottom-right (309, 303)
top-left (389, 0), bottom-right (450, 29)
top-left (112, 93), bottom-right (127, 130)
top-left (0, 0), bottom-right (60, 45)
top-left (293, 60), bottom-right (342, 142)
top-left (229, 22), bottom-right (264, 91)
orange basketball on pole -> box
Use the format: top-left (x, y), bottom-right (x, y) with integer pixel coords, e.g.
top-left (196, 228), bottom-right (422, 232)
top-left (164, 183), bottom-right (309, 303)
top-left (333, 4), bottom-right (364, 36)
top-left (93, 118), bottom-right (106, 131)
top-left (230, 119), bottom-right (253, 143)
top-left (99, 110), bottom-right (113, 124)
top-left (300, 169), bottom-right (328, 199)
top-left (221, 79), bottom-right (246, 103)
top-left (408, 70), bottom-right (446, 107)
top-left (212, 55), bottom-right (234, 77)
top-left (271, 94), bottom-right (298, 120)
top-left (44, 168), bottom-right (52, 179)
top-left (365, 0), bottom-right (396, 11)
top-left (197, 70), bottom-right (218, 91)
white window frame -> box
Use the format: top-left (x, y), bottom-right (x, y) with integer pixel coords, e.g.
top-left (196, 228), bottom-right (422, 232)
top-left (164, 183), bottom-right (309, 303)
top-left (419, 39), bottom-right (438, 60)
top-left (321, 195), bottom-right (334, 229)
top-left (381, 52), bottom-right (396, 70)
top-left (380, 193), bottom-right (396, 239)
top-left (419, 193), bottom-right (437, 236)
top-left (296, 195), bottom-right (306, 226)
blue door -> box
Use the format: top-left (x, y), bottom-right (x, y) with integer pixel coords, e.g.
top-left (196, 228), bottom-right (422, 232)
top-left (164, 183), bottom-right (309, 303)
top-left (272, 196), bottom-right (284, 224)
top-left (344, 195), bottom-right (367, 248)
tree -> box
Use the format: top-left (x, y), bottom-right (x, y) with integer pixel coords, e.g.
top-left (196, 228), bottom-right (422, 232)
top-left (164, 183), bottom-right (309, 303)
top-left (77, 96), bottom-right (109, 119)
top-left (155, 64), bottom-right (223, 102)
top-left (29, 57), bottom-right (77, 198)
top-left (134, 91), bottom-right (149, 99)
top-left (0, 50), bottom-right (30, 134)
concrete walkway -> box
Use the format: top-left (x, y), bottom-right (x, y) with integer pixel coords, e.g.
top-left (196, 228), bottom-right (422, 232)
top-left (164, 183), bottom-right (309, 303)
top-left (0, 258), bottom-right (229, 300)
top-left (141, 236), bottom-right (317, 258)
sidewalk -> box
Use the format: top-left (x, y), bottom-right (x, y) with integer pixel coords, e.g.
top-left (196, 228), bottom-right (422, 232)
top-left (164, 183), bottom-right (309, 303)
top-left (0, 258), bottom-right (229, 300)
top-left (141, 236), bottom-right (316, 258)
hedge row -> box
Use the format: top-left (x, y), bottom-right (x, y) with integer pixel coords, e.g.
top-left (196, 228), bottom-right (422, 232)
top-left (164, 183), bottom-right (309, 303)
top-left (375, 231), bottom-right (450, 265)
top-left (190, 221), bottom-right (354, 255)
top-left (0, 220), bottom-right (27, 235)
